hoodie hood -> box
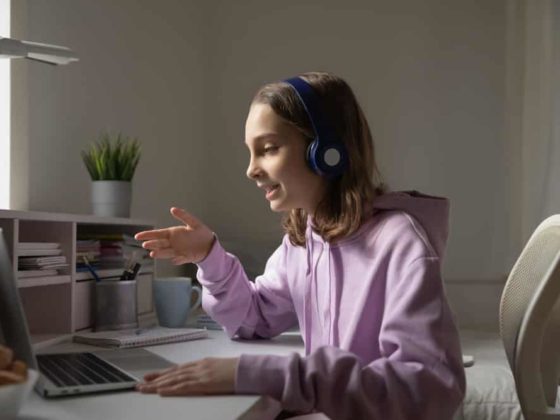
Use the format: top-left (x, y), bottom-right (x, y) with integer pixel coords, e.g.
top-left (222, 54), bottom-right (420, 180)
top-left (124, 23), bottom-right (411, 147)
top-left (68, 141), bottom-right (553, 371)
top-left (306, 190), bottom-right (450, 256)
top-left (302, 190), bottom-right (450, 351)
top-left (370, 190), bottom-right (450, 258)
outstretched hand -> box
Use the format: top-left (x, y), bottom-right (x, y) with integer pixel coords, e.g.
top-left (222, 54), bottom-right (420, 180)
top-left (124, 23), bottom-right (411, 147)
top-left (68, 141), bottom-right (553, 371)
top-left (135, 207), bottom-right (215, 265)
top-left (136, 357), bottom-right (238, 396)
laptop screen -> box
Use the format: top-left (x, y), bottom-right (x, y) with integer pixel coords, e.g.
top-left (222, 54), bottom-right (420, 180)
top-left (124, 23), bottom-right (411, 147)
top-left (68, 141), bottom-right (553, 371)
top-left (0, 228), bottom-right (37, 369)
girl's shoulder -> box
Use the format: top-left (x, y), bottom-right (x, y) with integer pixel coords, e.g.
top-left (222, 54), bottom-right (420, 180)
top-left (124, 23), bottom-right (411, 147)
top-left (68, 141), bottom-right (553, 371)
top-left (337, 209), bottom-right (414, 244)
top-left (340, 210), bottom-right (439, 259)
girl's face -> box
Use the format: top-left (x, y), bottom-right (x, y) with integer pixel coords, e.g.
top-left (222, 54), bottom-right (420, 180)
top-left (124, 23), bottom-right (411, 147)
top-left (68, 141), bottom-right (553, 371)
top-left (245, 103), bottom-right (327, 214)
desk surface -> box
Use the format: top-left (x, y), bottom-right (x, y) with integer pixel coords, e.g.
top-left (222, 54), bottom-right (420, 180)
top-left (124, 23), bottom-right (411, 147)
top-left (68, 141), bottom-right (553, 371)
top-left (20, 330), bottom-right (305, 420)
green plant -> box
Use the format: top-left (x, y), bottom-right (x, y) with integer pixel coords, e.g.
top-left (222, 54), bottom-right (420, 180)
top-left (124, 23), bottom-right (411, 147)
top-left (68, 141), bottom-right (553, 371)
top-left (81, 132), bottom-right (141, 181)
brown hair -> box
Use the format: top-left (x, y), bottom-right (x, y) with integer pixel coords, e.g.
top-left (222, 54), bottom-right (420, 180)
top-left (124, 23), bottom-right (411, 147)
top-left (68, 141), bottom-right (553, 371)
top-left (252, 72), bottom-right (386, 246)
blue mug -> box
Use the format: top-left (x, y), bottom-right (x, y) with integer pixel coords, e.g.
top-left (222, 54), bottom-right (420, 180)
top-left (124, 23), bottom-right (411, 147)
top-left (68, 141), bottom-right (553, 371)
top-left (153, 277), bottom-right (202, 328)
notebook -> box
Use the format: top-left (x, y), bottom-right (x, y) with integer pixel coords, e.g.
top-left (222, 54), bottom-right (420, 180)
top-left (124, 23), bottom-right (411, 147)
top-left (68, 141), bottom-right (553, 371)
top-left (73, 327), bottom-right (208, 349)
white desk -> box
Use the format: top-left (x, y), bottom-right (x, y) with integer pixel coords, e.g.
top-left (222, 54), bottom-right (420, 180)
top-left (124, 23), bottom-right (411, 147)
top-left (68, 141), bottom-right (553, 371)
top-left (19, 330), bottom-right (305, 420)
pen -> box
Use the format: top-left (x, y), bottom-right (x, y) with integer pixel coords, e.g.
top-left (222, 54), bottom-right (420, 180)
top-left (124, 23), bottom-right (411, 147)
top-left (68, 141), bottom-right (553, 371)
top-left (120, 262), bottom-right (141, 281)
top-left (82, 255), bottom-right (101, 283)
top-left (120, 253), bottom-right (140, 280)
top-left (130, 262), bottom-right (141, 279)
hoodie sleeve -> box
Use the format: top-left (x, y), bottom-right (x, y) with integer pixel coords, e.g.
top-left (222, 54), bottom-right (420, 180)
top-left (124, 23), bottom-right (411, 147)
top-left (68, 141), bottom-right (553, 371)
top-left (196, 236), bottom-right (298, 338)
top-left (235, 256), bottom-right (466, 420)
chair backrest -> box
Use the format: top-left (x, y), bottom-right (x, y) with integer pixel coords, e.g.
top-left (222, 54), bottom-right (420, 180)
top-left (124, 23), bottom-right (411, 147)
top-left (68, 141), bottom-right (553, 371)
top-left (500, 215), bottom-right (560, 419)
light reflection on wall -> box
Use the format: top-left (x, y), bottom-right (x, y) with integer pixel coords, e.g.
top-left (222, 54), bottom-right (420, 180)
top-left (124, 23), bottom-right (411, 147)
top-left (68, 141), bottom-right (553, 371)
top-left (0, 0), bottom-right (10, 209)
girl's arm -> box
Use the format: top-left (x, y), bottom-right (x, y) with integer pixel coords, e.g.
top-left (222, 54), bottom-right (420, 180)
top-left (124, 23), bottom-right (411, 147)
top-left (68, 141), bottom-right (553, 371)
top-left (136, 207), bottom-right (296, 339)
top-left (235, 257), bottom-right (465, 420)
top-left (196, 235), bottom-right (297, 339)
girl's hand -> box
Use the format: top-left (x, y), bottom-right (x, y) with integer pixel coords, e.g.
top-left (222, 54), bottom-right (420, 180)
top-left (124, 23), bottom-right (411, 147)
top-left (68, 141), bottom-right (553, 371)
top-left (135, 357), bottom-right (239, 396)
top-left (135, 207), bottom-right (215, 265)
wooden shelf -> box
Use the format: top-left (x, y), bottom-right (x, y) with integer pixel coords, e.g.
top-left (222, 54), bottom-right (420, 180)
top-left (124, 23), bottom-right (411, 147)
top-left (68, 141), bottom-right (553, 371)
top-left (0, 209), bottom-right (156, 335)
top-left (17, 275), bottom-right (71, 288)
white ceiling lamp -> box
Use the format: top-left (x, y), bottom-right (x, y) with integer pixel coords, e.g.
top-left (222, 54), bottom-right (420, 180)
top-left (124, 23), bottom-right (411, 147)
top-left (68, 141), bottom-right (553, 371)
top-left (0, 36), bottom-right (78, 65)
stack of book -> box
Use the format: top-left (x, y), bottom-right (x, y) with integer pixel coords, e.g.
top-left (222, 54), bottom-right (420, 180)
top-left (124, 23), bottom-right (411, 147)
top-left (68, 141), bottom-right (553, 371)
top-left (76, 233), bottom-right (150, 271)
top-left (17, 242), bottom-right (69, 278)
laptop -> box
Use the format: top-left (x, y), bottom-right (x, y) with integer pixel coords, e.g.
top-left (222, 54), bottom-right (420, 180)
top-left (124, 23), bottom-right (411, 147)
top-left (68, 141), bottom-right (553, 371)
top-left (0, 228), bottom-right (173, 397)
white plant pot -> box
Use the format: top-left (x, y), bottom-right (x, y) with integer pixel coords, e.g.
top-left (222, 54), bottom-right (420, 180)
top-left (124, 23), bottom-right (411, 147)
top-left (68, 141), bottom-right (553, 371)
top-left (91, 180), bottom-right (131, 218)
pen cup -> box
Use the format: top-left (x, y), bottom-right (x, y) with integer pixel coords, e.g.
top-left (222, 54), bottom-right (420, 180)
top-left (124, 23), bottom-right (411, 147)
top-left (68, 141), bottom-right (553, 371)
top-left (94, 279), bottom-right (138, 331)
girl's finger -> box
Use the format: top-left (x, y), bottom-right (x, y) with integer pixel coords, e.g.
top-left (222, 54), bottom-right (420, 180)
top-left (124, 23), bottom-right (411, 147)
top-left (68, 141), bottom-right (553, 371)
top-left (143, 364), bottom-right (180, 382)
top-left (143, 360), bottom-right (199, 384)
top-left (170, 207), bottom-right (202, 229)
top-left (134, 229), bottom-right (169, 241)
top-left (147, 375), bottom-right (182, 389)
top-left (176, 360), bottom-right (200, 370)
top-left (171, 256), bottom-right (189, 265)
top-left (149, 248), bottom-right (178, 259)
top-left (142, 372), bottom-right (161, 382)
top-left (142, 239), bottom-right (170, 250)
top-left (136, 385), bottom-right (157, 393)
top-left (150, 364), bottom-right (198, 385)
top-left (147, 372), bottom-right (194, 390)
top-left (158, 381), bottom-right (202, 396)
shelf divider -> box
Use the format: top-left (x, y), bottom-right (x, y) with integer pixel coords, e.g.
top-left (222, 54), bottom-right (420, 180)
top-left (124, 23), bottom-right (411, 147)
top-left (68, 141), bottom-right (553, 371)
top-left (17, 275), bottom-right (71, 288)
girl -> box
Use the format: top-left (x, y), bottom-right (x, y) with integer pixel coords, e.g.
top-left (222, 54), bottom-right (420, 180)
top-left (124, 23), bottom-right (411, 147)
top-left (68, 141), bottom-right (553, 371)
top-left (134, 72), bottom-right (465, 419)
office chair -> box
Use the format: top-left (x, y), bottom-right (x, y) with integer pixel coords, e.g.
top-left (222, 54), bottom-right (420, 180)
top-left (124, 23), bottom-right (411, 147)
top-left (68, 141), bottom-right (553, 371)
top-left (500, 215), bottom-right (560, 419)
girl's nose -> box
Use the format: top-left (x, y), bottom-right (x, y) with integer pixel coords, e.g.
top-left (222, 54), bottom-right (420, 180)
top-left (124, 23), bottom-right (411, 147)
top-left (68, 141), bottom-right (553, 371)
top-left (246, 159), bottom-right (262, 180)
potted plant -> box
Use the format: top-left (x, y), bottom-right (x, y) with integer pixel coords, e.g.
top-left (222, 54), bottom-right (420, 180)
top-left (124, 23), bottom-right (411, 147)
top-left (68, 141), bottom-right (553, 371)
top-left (81, 132), bottom-right (141, 218)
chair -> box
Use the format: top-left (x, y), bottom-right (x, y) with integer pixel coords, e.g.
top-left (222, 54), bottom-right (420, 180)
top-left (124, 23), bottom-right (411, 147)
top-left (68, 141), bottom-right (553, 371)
top-left (500, 215), bottom-right (560, 419)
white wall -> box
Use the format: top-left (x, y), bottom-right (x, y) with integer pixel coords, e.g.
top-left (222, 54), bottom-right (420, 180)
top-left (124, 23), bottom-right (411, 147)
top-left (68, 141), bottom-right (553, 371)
top-left (12, 1), bottom-right (509, 327)
top-left (11, 0), bottom-right (211, 276)
top-left (202, 0), bottom-right (508, 283)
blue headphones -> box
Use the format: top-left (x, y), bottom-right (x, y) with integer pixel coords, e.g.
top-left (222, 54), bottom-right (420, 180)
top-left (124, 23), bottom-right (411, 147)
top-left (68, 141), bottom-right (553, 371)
top-left (284, 77), bottom-right (348, 178)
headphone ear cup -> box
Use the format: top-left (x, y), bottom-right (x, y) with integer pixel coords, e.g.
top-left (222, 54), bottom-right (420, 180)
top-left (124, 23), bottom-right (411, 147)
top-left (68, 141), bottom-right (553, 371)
top-left (284, 77), bottom-right (349, 178)
top-left (306, 139), bottom-right (320, 174)
top-left (306, 139), bottom-right (348, 177)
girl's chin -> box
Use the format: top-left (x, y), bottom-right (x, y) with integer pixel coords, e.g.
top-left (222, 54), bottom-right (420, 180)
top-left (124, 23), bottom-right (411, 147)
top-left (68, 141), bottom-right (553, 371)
top-left (269, 202), bottom-right (284, 212)
top-left (269, 199), bottom-right (289, 212)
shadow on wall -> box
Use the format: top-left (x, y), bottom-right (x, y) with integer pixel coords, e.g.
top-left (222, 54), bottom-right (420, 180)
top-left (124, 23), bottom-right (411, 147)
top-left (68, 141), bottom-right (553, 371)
top-left (220, 239), bottom-right (277, 281)
top-left (444, 278), bottom-right (506, 333)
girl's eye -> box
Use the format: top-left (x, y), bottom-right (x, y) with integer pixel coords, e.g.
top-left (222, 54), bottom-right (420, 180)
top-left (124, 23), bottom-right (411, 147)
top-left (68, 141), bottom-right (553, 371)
top-left (263, 146), bottom-right (278, 154)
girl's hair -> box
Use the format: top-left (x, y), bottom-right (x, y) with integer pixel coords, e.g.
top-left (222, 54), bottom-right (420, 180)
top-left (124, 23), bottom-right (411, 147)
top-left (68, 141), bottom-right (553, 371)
top-left (251, 71), bottom-right (386, 246)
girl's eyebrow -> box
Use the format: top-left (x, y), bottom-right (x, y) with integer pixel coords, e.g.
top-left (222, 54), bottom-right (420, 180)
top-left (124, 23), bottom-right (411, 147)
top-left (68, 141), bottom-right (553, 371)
top-left (254, 133), bottom-right (280, 142)
top-left (245, 133), bottom-right (280, 146)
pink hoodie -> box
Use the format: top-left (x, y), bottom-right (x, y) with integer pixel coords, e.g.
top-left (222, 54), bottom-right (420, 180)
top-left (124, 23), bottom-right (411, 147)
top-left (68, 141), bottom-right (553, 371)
top-left (196, 191), bottom-right (465, 419)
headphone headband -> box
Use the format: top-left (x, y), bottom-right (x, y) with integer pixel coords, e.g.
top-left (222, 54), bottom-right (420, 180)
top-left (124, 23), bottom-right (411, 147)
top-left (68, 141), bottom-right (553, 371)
top-left (283, 77), bottom-right (337, 145)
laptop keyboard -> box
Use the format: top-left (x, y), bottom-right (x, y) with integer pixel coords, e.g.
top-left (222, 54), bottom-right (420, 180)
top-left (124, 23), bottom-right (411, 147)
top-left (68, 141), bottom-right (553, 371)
top-left (37, 353), bottom-right (137, 387)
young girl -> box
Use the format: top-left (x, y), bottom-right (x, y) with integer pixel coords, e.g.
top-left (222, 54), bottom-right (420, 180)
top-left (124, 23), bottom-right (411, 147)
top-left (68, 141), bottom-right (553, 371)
top-left (134, 72), bottom-right (465, 419)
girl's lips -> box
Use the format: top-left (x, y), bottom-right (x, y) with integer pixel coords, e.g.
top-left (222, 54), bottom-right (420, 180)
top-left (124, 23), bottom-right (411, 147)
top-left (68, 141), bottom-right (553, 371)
top-left (265, 185), bottom-right (280, 200)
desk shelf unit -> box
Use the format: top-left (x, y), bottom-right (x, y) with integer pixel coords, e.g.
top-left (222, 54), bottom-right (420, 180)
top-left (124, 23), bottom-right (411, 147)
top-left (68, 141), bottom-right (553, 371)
top-left (0, 209), bottom-right (157, 347)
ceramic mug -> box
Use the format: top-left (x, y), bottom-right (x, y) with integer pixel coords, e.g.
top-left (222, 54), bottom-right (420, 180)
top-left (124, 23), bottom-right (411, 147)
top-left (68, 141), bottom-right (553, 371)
top-left (153, 277), bottom-right (202, 328)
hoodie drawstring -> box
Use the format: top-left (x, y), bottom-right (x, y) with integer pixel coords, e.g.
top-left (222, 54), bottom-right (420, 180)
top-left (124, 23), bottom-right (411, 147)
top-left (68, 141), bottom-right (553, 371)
top-left (304, 224), bottom-right (340, 352)
top-left (303, 224), bottom-right (313, 354)
top-left (326, 242), bottom-right (333, 345)
top-left (328, 244), bottom-right (341, 347)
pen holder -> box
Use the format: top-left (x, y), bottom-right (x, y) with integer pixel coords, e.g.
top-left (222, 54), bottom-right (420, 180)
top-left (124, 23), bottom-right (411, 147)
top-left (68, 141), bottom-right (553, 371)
top-left (94, 279), bottom-right (138, 331)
